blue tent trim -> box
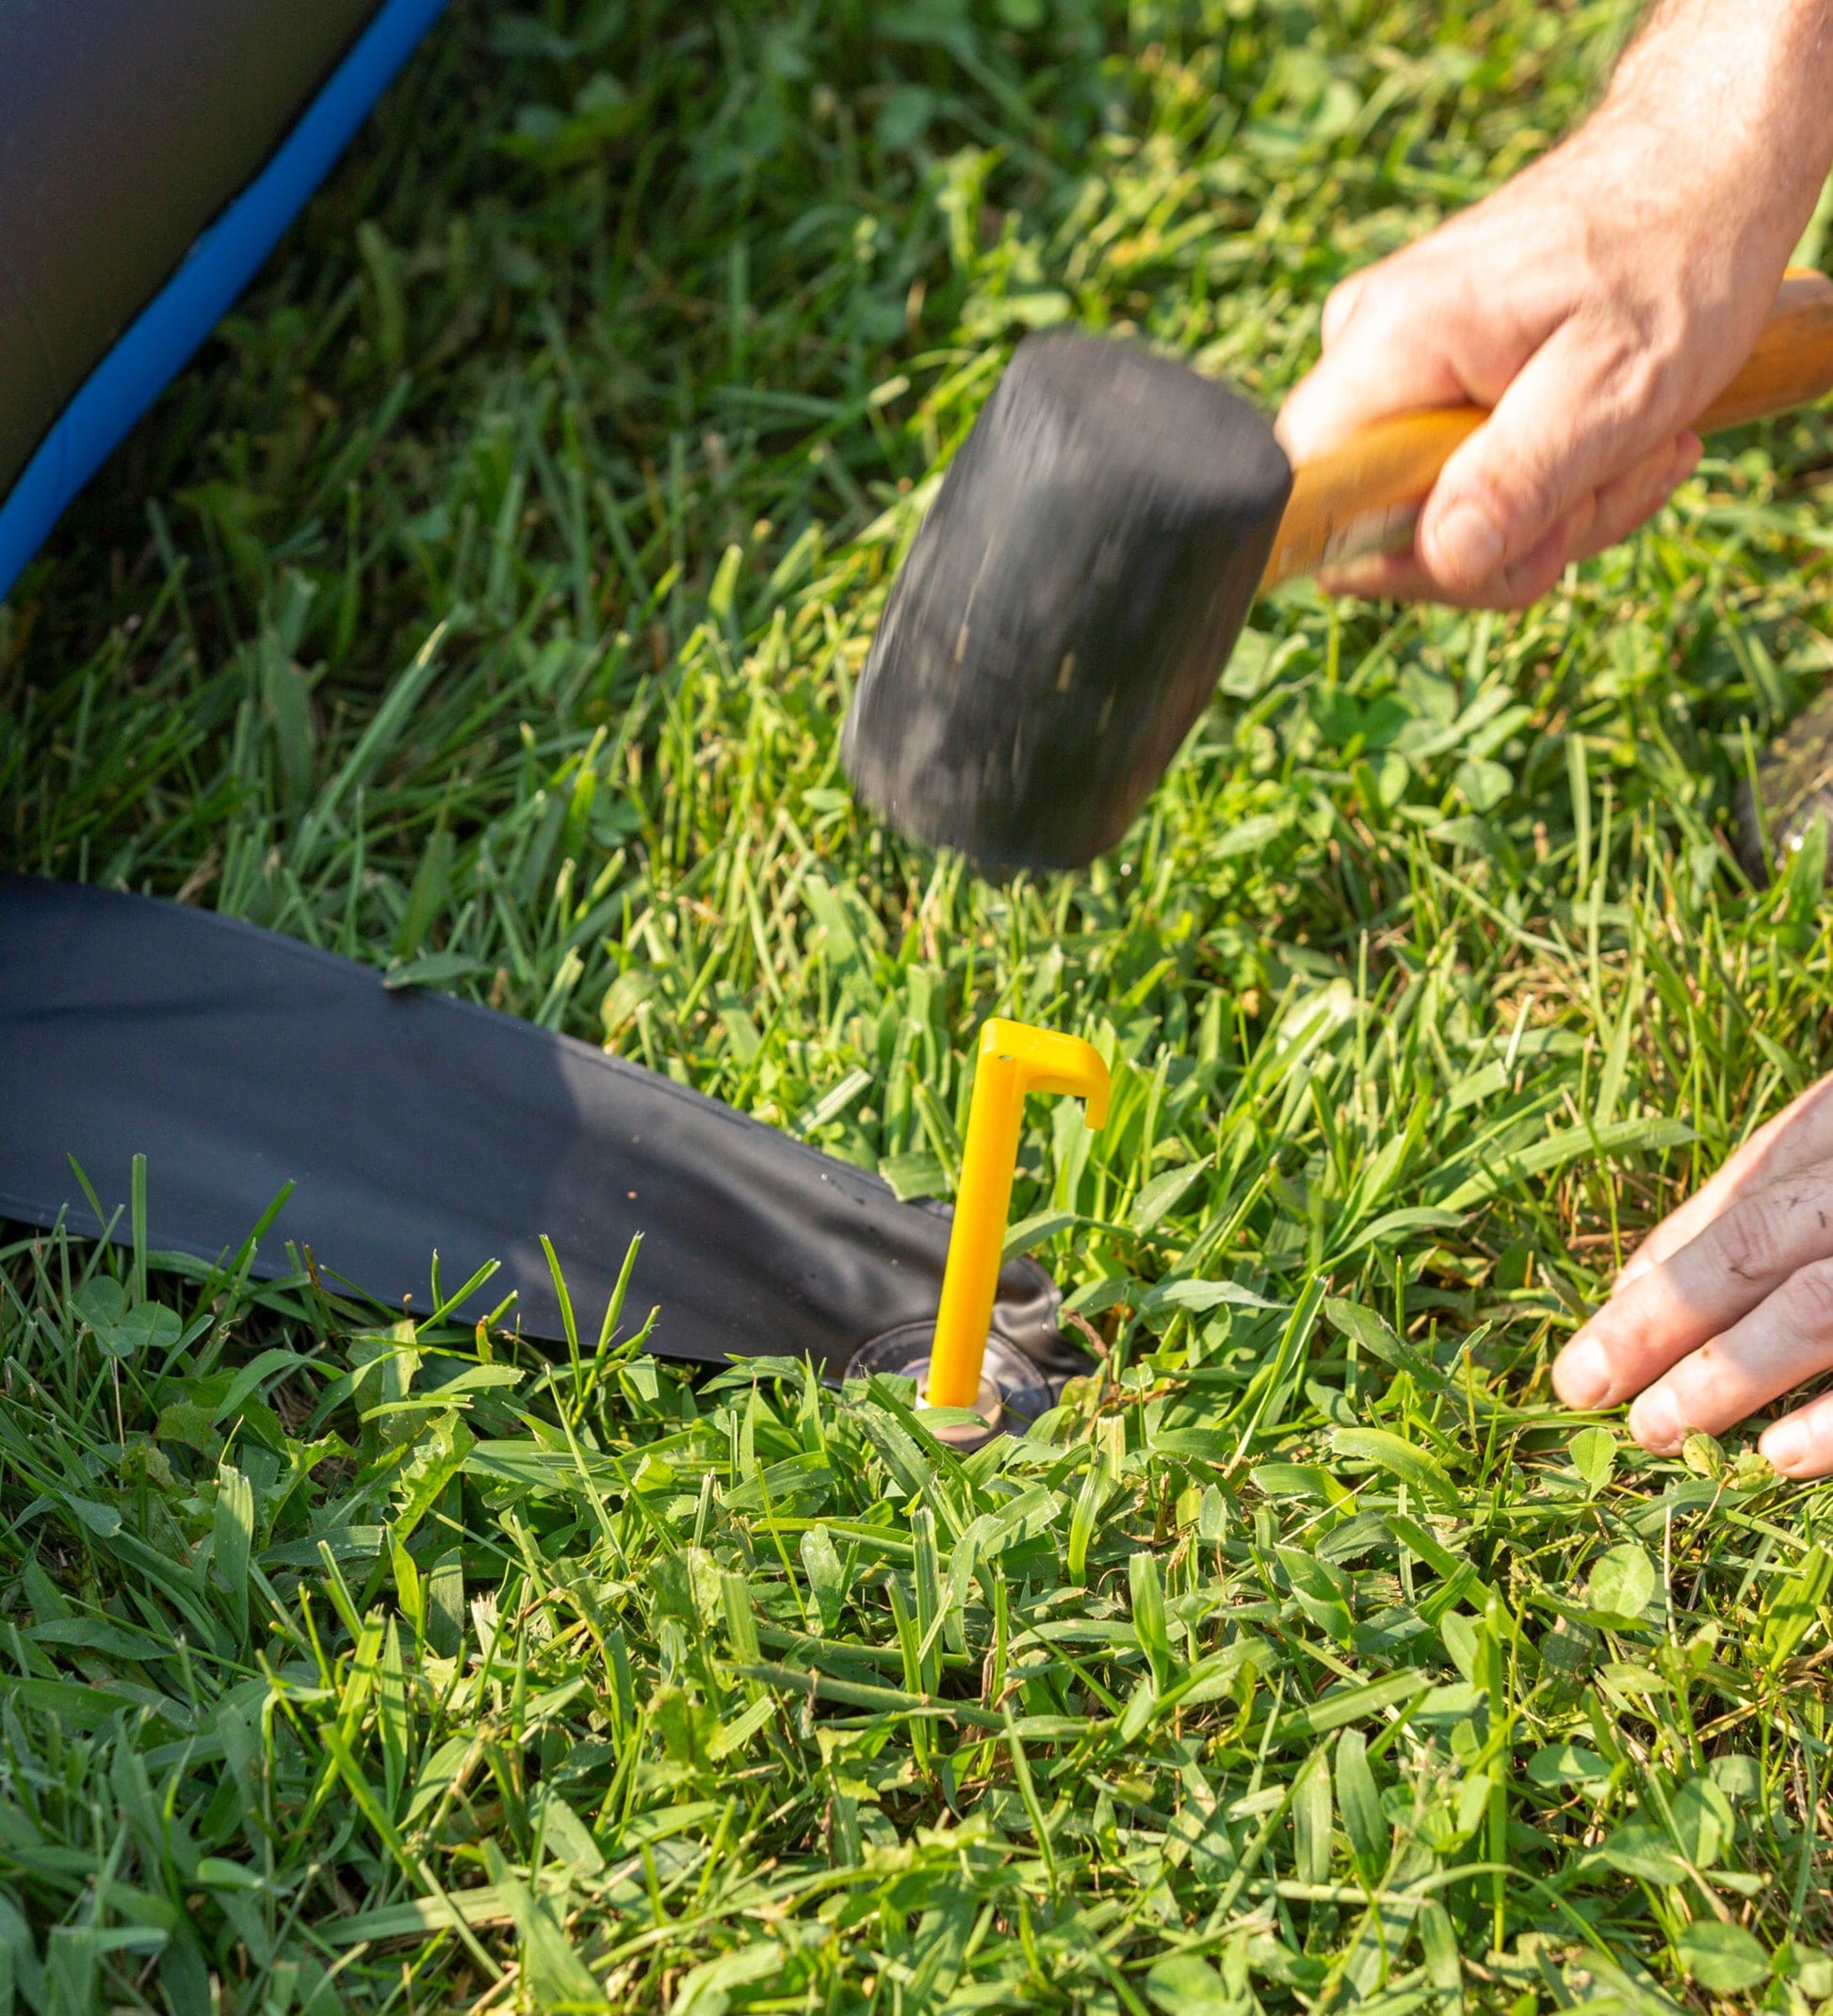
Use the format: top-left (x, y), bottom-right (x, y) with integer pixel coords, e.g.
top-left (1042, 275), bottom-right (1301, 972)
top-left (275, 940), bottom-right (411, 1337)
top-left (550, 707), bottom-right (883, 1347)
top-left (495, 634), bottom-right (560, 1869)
top-left (0, 0), bottom-right (450, 605)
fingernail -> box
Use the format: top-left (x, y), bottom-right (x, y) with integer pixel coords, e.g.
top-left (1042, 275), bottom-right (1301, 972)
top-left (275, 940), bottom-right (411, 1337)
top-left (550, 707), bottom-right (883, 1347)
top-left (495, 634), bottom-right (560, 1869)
top-left (1426, 499), bottom-right (1506, 586)
top-left (1551, 1332), bottom-right (1612, 1408)
top-left (1761, 1418), bottom-right (1809, 1475)
top-left (1629, 1385), bottom-right (1684, 1454)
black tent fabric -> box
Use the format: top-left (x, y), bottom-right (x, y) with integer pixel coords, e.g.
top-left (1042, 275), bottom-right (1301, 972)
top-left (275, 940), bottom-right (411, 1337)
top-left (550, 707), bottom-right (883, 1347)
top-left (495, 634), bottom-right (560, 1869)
top-left (0, 0), bottom-right (380, 503)
top-left (0, 0), bottom-right (449, 603)
top-left (0, 876), bottom-right (1080, 1388)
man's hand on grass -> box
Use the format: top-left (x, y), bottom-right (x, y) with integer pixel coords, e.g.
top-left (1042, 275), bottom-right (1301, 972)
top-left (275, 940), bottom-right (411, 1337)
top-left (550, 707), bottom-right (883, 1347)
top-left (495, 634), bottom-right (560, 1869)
top-left (1274, 0), bottom-right (1833, 611)
top-left (1552, 1074), bottom-right (1833, 1477)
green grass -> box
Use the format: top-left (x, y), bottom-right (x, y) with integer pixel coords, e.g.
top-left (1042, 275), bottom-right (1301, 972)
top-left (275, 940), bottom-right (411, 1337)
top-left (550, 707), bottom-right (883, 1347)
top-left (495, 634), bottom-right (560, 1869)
top-left (7, 0), bottom-right (1833, 2008)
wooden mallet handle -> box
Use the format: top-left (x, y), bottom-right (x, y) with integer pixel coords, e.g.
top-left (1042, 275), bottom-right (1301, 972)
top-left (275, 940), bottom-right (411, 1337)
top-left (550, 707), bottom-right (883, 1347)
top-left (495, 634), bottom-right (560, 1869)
top-left (1261, 268), bottom-right (1833, 590)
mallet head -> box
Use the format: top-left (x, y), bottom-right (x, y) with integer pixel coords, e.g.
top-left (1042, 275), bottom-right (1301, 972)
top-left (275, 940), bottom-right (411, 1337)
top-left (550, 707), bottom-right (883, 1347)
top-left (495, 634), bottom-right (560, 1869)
top-left (842, 331), bottom-right (1292, 872)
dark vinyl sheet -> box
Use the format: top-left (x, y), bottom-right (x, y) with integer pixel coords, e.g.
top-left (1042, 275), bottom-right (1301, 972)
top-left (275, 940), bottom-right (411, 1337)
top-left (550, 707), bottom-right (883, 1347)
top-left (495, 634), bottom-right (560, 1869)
top-left (0, 0), bottom-right (380, 494)
top-left (0, 876), bottom-right (1079, 1381)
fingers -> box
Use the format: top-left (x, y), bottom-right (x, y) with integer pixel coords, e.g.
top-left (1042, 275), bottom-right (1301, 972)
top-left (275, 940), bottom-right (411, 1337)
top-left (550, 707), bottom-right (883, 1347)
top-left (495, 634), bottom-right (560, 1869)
top-left (1416, 316), bottom-right (1679, 598)
top-left (1293, 285), bottom-right (1696, 607)
top-left (1759, 1391), bottom-right (1833, 1480)
top-left (1623, 1260), bottom-right (1833, 1457)
top-left (1314, 434), bottom-right (1695, 608)
top-left (1549, 1077), bottom-right (1833, 1476)
top-left (1319, 268), bottom-right (1371, 350)
top-left (1274, 261), bottom-right (1478, 466)
top-left (1568, 431), bottom-right (1701, 562)
top-left (1289, 281), bottom-right (1687, 601)
top-left (1551, 1163), bottom-right (1833, 1409)
top-left (1318, 514), bottom-right (1577, 610)
top-left (1614, 1077), bottom-right (1833, 1293)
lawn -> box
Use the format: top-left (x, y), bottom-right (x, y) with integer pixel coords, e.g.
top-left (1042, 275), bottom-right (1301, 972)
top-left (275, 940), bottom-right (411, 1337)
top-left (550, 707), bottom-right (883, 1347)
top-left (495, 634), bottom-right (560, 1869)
top-left (4, 0), bottom-right (1833, 2008)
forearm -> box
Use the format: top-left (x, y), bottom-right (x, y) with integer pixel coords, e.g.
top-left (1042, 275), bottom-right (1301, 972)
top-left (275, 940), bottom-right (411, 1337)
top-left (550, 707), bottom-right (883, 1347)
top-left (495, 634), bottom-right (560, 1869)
top-left (1600, 0), bottom-right (1833, 270)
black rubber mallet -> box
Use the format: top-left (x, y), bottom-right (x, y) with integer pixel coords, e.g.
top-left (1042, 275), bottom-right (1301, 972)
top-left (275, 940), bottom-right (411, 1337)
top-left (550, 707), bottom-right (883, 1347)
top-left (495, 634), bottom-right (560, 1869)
top-left (842, 271), bottom-right (1833, 873)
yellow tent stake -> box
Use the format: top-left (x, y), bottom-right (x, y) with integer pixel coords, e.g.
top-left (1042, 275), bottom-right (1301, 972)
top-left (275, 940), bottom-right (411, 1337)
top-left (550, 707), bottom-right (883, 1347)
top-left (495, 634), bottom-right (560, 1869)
top-left (926, 1018), bottom-right (1110, 1412)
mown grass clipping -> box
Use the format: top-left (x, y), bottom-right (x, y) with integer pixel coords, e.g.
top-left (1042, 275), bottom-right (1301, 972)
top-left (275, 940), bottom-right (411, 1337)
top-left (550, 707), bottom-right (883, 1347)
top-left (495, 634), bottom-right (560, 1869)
top-left (5, 1), bottom-right (1833, 2011)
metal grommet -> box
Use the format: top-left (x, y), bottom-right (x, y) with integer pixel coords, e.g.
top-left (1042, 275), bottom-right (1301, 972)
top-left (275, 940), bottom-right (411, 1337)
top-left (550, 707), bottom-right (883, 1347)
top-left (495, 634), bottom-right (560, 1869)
top-left (843, 1322), bottom-right (1061, 1448)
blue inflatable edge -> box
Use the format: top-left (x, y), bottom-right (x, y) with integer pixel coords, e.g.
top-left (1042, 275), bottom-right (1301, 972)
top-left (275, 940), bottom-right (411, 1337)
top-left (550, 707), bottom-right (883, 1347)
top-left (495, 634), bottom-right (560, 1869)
top-left (0, 0), bottom-right (451, 604)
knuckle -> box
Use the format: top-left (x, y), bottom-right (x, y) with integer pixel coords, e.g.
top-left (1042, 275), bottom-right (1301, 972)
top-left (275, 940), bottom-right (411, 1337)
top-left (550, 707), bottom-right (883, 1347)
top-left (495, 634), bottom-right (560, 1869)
top-left (1594, 486), bottom-right (1665, 552)
top-left (1622, 442), bottom-right (1679, 498)
top-left (1782, 1075), bottom-right (1833, 1143)
top-left (1482, 455), bottom-right (1565, 545)
top-left (1490, 540), bottom-right (1568, 608)
top-left (1572, 304), bottom-right (1685, 435)
top-left (1495, 569), bottom-right (1559, 611)
top-left (1602, 340), bottom-right (1667, 420)
top-left (1710, 1187), bottom-right (1796, 1283)
top-left (1634, 459), bottom-right (1681, 512)
top-left (1322, 271), bottom-right (1367, 324)
top-left (1780, 1255), bottom-right (1833, 1335)
top-left (1338, 270), bottom-right (1407, 339)
top-left (1710, 1169), bottom-right (1830, 1290)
